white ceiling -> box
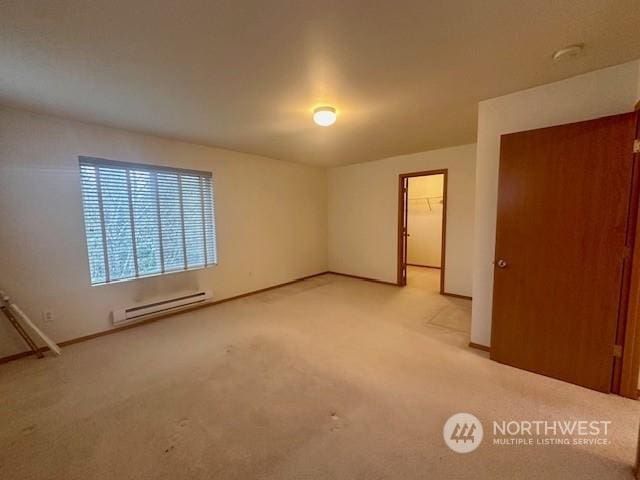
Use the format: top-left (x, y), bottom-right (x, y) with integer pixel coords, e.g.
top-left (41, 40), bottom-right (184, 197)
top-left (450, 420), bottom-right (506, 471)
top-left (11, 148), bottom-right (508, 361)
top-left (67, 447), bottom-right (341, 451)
top-left (1, 1), bottom-right (639, 166)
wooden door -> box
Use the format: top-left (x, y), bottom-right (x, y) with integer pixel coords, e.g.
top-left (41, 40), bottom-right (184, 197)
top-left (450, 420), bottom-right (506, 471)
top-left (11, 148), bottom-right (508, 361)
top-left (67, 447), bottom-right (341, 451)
top-left (491, 112), bottom-right (640, 393)
top-left (399, 176), bottom-right (409, 286)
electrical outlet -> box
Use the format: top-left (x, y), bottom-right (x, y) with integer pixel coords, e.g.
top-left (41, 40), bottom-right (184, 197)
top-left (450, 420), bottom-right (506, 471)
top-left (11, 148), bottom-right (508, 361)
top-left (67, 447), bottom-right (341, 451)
top-left (42, 310), bottom-right (54, 322)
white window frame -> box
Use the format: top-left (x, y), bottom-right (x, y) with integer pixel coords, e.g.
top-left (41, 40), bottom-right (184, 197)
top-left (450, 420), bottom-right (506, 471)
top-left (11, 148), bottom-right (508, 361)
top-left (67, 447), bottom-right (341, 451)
top-left (79, 156), bottom-right (218, 285)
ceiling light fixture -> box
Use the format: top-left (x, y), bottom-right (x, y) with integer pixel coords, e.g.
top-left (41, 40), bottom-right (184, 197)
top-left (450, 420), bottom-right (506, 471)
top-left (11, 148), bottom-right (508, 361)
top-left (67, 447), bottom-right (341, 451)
top-left (313, 106), bottom-right (337, 127)
top-left (552, 44), bottom-right (584, 62)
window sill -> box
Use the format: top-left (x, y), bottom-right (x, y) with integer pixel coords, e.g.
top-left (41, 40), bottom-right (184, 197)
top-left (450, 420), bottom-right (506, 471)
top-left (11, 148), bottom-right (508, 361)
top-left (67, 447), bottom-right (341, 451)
top-left (91, 263), bottom-right (218, 287)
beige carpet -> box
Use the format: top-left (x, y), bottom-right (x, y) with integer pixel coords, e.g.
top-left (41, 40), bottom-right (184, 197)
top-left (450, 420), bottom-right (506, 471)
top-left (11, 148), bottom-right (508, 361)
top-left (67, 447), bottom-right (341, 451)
top-left (0, 267), bottom-right (638, 479)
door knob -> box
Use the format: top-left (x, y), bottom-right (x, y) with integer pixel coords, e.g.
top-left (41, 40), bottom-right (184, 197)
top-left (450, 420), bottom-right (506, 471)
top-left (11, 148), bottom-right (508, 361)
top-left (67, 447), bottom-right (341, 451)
top-left (496, 259), bottom-right (507, 268)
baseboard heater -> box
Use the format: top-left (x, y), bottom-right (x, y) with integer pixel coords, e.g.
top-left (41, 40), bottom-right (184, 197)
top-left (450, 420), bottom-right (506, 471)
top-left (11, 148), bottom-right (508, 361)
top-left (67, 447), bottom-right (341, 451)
top-left (112, 290), bottom-right (213, 325)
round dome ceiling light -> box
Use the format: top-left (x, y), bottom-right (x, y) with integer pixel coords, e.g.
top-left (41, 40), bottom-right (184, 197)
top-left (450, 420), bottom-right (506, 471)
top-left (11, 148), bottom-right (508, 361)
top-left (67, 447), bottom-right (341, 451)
top-left (313, 106), bottom-right (337, 127)
top-left (552, 44), bottom-right (584, 62)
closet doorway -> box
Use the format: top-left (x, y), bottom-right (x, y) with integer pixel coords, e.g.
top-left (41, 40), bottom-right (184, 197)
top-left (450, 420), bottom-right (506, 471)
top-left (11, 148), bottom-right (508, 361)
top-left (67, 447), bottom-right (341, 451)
top-left (397, 170), bottom-right (447, 293)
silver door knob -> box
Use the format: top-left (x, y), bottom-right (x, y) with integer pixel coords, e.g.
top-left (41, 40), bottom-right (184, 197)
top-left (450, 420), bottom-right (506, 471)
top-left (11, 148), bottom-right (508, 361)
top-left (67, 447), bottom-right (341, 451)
top-left (496, 259), bottom-right (507, 268)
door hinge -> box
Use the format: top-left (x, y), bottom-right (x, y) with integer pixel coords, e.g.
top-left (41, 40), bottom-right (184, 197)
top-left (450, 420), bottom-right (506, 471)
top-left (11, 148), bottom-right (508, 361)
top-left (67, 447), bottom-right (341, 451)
top-left (634, 139), bottom-right (640, 154)
top-left (613, 344), bottom-right (623, 358)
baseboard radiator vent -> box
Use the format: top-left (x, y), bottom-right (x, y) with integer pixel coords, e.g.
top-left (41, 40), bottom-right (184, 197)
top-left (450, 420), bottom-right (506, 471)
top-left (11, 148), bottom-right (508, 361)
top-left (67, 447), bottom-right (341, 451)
top-left (112, 290), bottom-right (213, 325)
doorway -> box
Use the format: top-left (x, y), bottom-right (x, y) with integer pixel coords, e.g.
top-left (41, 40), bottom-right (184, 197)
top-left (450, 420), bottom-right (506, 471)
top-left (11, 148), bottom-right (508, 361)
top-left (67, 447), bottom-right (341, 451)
top-left (397, 170), bottom-right (447, 293)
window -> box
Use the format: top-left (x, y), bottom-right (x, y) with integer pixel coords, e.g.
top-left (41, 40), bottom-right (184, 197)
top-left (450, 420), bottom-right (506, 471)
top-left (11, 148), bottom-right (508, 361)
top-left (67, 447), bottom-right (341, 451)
top-left (79, 157), bottom-right (217, 285)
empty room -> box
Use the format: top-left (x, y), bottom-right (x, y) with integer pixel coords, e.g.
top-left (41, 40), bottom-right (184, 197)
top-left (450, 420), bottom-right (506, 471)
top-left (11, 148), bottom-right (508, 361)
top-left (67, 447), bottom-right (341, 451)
top-left (2, 2), bottom-right (640, 479)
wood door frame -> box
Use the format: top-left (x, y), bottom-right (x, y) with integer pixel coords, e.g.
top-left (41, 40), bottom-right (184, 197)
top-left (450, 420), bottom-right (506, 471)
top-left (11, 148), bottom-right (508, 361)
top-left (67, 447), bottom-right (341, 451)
top-left (396, 169), bottom-right (448, 293)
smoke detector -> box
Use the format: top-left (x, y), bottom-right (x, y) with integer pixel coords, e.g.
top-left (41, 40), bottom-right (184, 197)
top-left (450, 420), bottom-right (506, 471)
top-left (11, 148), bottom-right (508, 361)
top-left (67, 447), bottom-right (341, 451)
top-left (552, 44), bottom-right (584, 62)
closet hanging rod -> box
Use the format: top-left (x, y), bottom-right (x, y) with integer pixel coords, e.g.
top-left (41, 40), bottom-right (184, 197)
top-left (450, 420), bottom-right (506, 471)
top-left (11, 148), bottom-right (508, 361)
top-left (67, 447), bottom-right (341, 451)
top-left (408, 196), bottom-right (443, 201)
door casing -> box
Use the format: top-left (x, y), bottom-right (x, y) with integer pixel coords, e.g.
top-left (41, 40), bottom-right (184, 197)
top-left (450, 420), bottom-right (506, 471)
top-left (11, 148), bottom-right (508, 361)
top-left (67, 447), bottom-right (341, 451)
top-left (396, 169), bottom-right (448, 293)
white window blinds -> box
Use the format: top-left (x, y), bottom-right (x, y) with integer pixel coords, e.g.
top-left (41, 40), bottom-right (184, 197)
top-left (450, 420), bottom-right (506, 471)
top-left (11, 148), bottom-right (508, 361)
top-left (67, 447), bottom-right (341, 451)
top-left (79, 157), bottom-right (217, 285)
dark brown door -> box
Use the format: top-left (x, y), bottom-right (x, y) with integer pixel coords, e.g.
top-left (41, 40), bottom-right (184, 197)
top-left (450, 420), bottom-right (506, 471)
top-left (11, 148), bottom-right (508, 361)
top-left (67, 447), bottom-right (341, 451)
top-left (491, 112), bottom-right (640, 393)
top-left (400, 176), bottom-right (409, 286)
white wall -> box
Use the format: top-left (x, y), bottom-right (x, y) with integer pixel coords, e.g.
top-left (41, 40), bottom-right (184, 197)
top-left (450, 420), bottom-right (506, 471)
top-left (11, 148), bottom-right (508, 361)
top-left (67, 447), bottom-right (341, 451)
top-left (407, 175), bottom-right (443, 267)
top-left (328, 144), bottom-right (476, 296)
top-left (0, 107), bottom-right (328, 357)
top-left (471, 60), bottom-right (640, 347)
